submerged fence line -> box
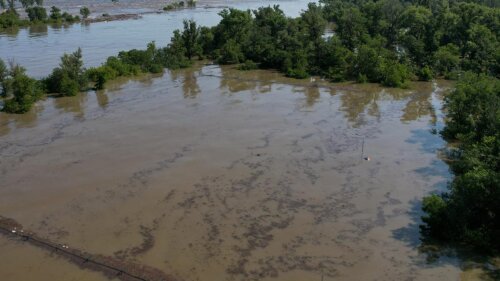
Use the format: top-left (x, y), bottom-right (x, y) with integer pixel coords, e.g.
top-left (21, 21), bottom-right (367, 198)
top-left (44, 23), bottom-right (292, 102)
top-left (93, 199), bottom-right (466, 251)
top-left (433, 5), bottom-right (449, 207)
top-left (0, 216), bottom-right (175, 281)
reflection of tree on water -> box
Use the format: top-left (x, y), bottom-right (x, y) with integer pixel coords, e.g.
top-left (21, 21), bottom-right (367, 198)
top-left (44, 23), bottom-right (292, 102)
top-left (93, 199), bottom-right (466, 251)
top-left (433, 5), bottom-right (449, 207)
top-left (258, 78), bottom-right (272, 93)
top-left (340, 89), bottom-right (382, 127)
top-left (0, 104), bottom-right (42, 136)
top-left (2, 26), bottom-right (20, 37)
top-left (95, 90), bottom-right (109, 109)
top-left (219, 66), bottom-right (258, 93)
top-left (0, 119), bottom-right (10, 137)
top-left (339, 84), bottom-right (438, 127)
top-left (293, 85), bottom-right (321, 107)
top-left (171, 65), bottom-right (202, 98)
top-left (401, 92), bottom-right (434, 123)
top-left (28, 24), bottom-right (48, 37)
top-left (304, 85), bottom-right (320, 107)
top-left (400, 83), bottom-right (437, 124)
top-left (53, 93), bottom-right (86, 119)
top-left (49, 22), bottom-right (71, 30)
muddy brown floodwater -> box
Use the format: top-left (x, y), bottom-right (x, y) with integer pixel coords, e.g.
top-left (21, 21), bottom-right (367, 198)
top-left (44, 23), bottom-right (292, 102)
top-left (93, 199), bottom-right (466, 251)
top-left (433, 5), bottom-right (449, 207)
top-left (0, 64), bottom-right (477, 281)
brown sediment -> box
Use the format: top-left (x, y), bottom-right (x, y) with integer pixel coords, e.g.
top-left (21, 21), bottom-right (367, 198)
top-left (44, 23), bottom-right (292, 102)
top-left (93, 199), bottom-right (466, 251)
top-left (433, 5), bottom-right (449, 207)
top-left (0, 216), bottom-right (178, 281)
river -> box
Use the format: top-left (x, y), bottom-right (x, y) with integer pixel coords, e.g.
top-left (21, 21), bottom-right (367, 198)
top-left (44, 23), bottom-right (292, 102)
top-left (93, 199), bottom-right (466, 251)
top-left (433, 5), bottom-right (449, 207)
top-left (0, 1), bottom-right (489, 280)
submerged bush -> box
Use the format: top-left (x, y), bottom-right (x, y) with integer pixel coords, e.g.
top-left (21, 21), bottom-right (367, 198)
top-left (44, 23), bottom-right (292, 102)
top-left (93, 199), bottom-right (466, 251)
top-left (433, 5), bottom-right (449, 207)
top-left (238, 60), bottom-right (258, 70)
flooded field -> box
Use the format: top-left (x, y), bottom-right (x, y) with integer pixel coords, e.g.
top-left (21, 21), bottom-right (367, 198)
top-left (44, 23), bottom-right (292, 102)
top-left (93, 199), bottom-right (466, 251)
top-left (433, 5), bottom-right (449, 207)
top-left (0, 0), bottom-right (311, 78)
top-left (0, 64), bottom-right (470, 280)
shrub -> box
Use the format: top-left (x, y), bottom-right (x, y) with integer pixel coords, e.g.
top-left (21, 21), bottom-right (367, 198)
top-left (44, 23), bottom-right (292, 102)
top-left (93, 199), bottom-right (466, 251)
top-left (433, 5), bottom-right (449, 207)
top-left (379, 61), bottom-right (411, 88)
top-left (62, 12), bottom-right (79, 23)
top-left (148, 64), bottom-right (164, 73)
top-left (357, 73), bottom-right (368, 83)
top-left (0, 11), bottom-right (25, 29)
top-left (60, 73), bottom-right (80, 96)
top-left (418, 66), bottom-right (434, 81)
top-left (163, 5), bottom-right (175, 11)
top-left (238, 60), bottom-right (258, 70)
top-left (86, 66), bottom-right (118, 90)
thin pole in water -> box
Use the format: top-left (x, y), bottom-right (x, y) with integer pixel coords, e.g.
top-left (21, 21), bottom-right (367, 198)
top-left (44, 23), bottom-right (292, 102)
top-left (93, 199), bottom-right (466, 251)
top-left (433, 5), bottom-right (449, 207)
top-left (361, 137), bottom-right (365, 160)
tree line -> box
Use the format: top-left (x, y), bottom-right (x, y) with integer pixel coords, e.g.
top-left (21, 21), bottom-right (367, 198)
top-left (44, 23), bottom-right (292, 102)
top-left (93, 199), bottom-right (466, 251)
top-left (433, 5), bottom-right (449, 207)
top-left (422, 74), bottom-right (499, 253)
top-left (0, 0), bottom-right (130, 29)
top-left (0, 0), bottom-right (83, 29)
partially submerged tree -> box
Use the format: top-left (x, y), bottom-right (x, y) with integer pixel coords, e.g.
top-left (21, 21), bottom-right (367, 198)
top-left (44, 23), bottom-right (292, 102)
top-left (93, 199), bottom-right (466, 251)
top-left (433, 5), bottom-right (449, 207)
top-left (2, 62), bottom-right (43, 113)
top-left (44, 48), bottom-right (87, 96)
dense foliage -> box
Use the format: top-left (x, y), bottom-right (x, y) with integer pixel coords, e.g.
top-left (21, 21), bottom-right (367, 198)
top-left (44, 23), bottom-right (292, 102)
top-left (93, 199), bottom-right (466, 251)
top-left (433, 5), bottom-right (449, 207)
top-left (422, 74), bottom-right (500, 253)
top-left (153, 0), bottom-right (499, 85)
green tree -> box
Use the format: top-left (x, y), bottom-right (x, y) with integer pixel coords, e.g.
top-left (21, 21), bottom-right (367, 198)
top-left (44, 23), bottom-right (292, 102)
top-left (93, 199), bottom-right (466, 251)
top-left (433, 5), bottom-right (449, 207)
top-left (181, 20), bottom-right (201, 60)
top-left (25, 6), bottom-right (46, 21)
top-left (462, 24), bottom-right (497, 74)
top-left (245, 5), bottom-right (288, 68)
top-left (162, 30), bottom-right (190, 69)
top-left (45, 48), bottom-right (86, 96)
top-left (336, 6), bottom-right (367, 50)
top-left (433, 43), bottom-right (461, 76)
top-left (320, 37), bottom-right (352, 81)
top-left (198, 26), bottom-right (215, 58)
top-left (300, 3), bottom-right (327, 71)
top-left (49, 6), bottom-right (61, 21)
top-left (399, 5), bottom-right (434, 67)
top-left (79, 6), bottom-right (90, 19)
top-left (214, 8), bottom-right (252, 48)
top-left (300, 3), bottom-right (327, 42)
